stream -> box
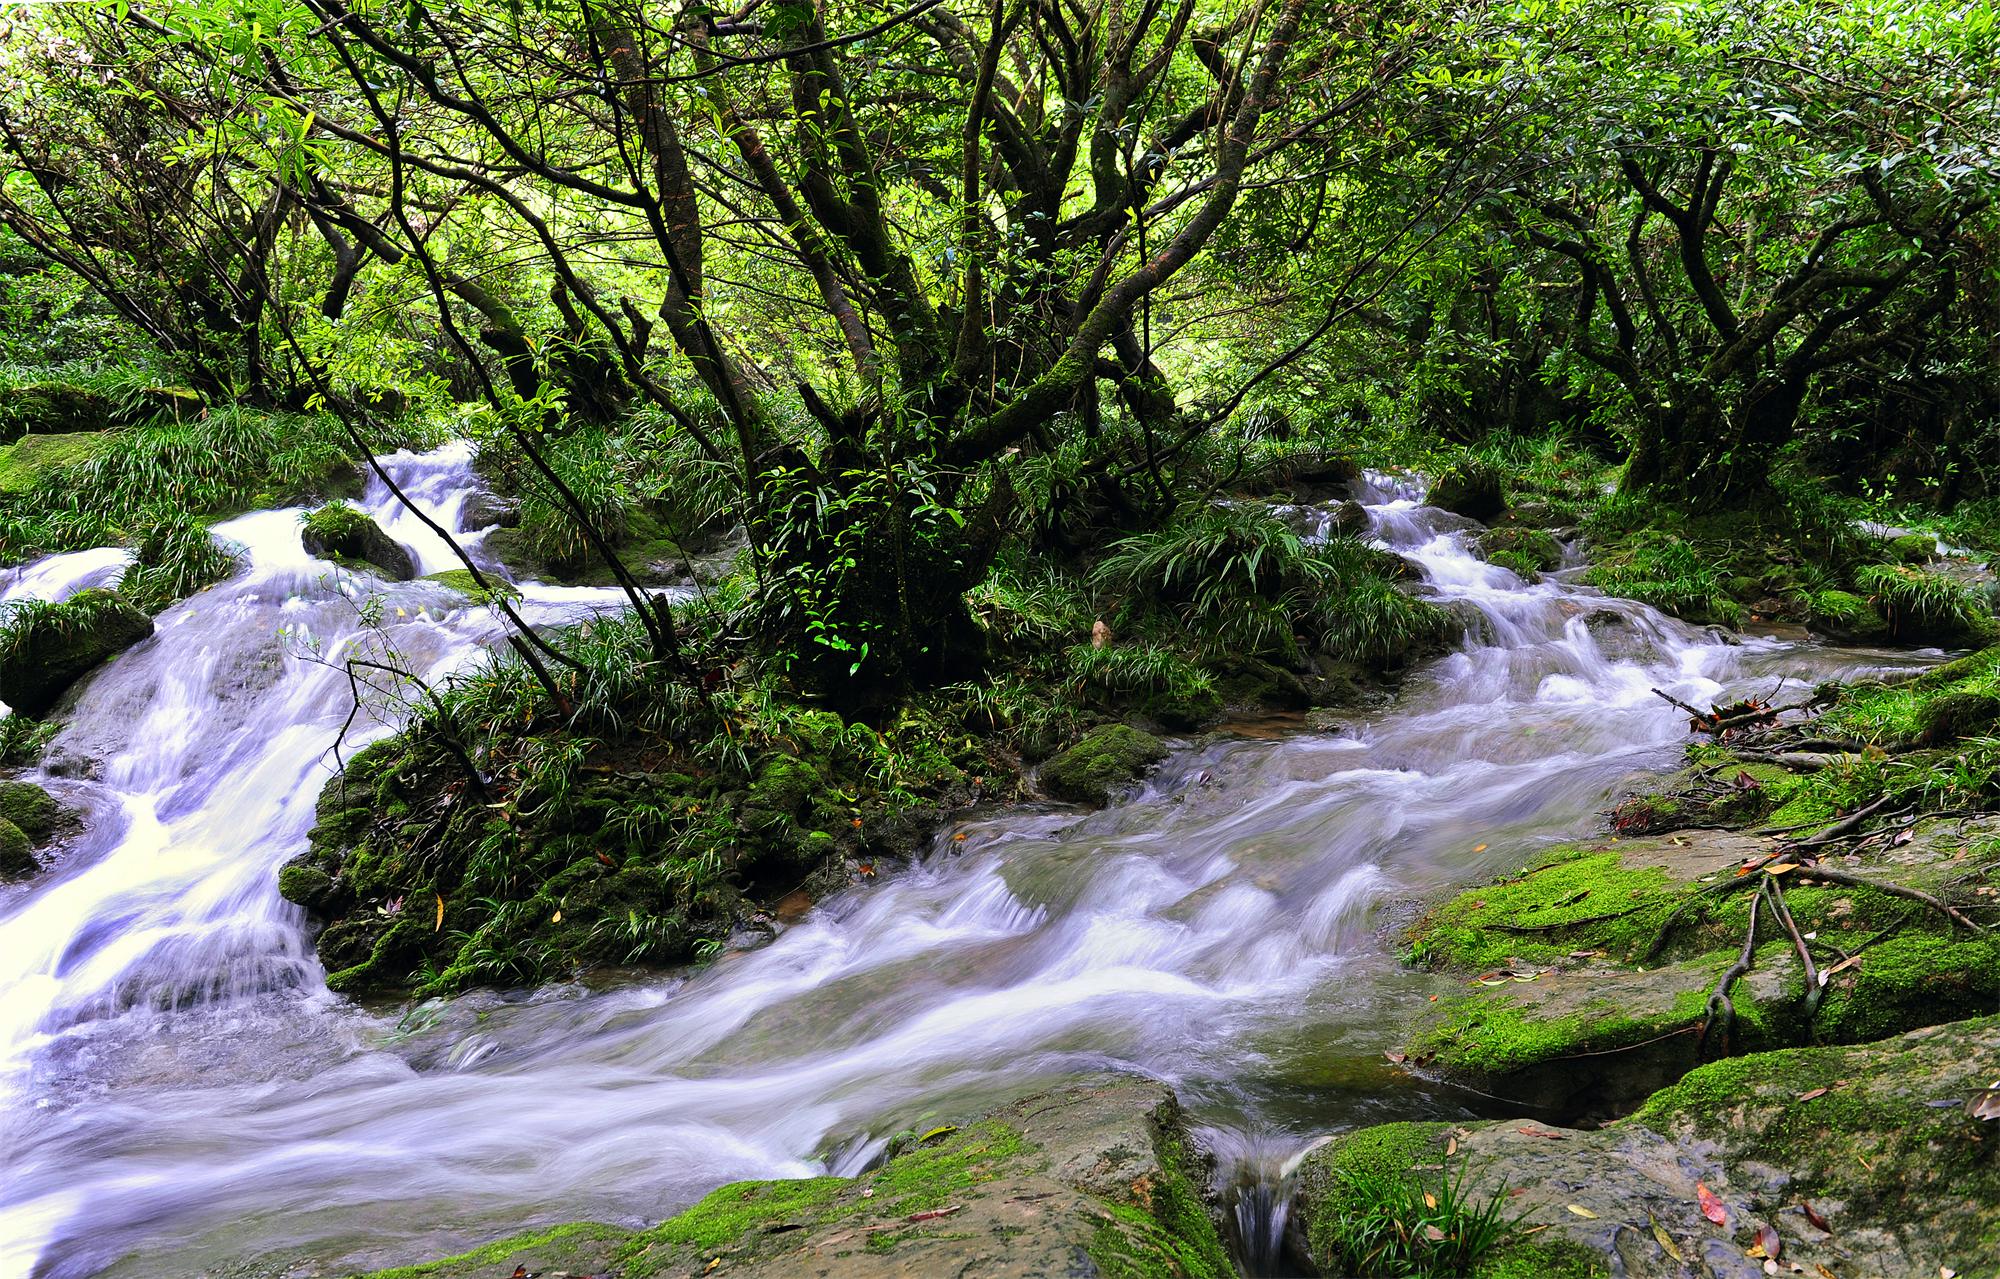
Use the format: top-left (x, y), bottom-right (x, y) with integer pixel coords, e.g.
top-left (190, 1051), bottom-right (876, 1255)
top-left (0, 457), bottom-right (1922, 1278)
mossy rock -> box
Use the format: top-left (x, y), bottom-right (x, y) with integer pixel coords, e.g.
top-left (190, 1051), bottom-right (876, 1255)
top-left (0, 816), bottom-right (34, 878)
top-left (0, 430), bottom-right (111, 496)
top-left (1398, 827), bottom-right (1997, 1120)
top-left (0, 778), bottom-right (61, 841)
top-left (1477, 526), bottom-right (1563, 572)
top-left (0, 588), bottom-right (155, 717)
top-left (1039, 724), bottom-right (1168, 805)
top-left (1806, 589), bottom-right (1892, 644)
top-left (0, 382), bottom-right (116, 442)
top-left (1918, 689), bottom-right (2000, 745)
top-left (1427, 458), bottom-right (1507, 521)
top-left (1305, 1014), bottom-right (2000, 1279)
top-left (421, 568), bottom-right (522, 606)
top-left (1889, 532), bottom-right (1937, 563)
top-left (300, 501), bottom-right (417, 580)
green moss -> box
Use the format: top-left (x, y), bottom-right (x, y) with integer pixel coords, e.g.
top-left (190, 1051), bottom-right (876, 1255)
top-left (1479, 527), bottom-right (1563, 572)
top-left (1889, 533), bottom-right (1937, 564)
top-left (0, 816), bottom-right (34, 876)
top-left (421, 568), bottom-right (521, 606)
top-left (1311, 1122), bottom-right (1454, 1183)
top-left (350, 1221), bottom-right (629, 1279)
top-left (1406, 847), bottom-right (1678, 970)
top-left (0, 779), bottom-right (60, 841)
top-left (1474, 1237), bottom-right (1608, 1279)
top-left (0, 431), bottom-right (109, 495)
top-left (1487, 549), bottom-right (1544, 581)
top-left (622, 1176), bottom-right (850, 1254)
top-left (1822, 646), bottom-right (2000, 745)
top-left (1082, 1126), bottom-right (1232, 1279)
top-left (1040, 723), bottom-right (1168, 805)
top-left (1814, 933), bottom-right (2000, 1042)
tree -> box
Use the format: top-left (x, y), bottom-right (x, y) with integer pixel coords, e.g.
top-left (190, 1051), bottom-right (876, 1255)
top-left (1480, 0), bottom-right (2000, 507)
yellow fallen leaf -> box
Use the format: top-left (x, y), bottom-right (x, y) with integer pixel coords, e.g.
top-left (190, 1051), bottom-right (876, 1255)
top-left (551, 909), bottom-right (562, 923)
top-left (1566, 1204), bottom-right (1598, 1218)
top-left (434, 894), bottom-right (444, 931)
top-left (1424, 1192), bottom-right (1437, 1209)
top-left (1473, 843), bottom-right (1488, 852)
top-left (1650, 1215), bottom-right (1683, 1262)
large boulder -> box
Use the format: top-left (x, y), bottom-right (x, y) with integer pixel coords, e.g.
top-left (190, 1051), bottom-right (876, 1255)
top-left (1426, 458), bottom-right (1507, 521)
top-left (300, 501), bottom-right (417, 580)
top-left (0, 588), bottom-right (155, 716)
top-left (0, 779), bottom-right (60, 841)
top-left (345, 1077), bottom-right (1232, 1279)
top-left (1039, 723), bottom-right (1169, 805)
top-left (0, 382), bottom-right (115, 443)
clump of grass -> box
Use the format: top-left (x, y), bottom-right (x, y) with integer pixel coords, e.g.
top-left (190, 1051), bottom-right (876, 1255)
top-left (300, 500), bottom-right (373, 542)
top-left (0, 714), bottom-right (58, 765)
top-left (118, 509), bottom-right (241, 613)
top-left (1309, 1156), bottom-right (1523, 1278)
top-left (1584, 533), bottom-right (1739, 626)
top-left (1854, 563), bottom-right (1989, 642)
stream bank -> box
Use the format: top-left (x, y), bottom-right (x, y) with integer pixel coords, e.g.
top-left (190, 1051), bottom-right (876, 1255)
top-left (0, 455), bottom-right (1985, 1279)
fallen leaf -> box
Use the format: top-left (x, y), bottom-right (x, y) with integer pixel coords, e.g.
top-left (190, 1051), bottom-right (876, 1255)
top-left (1796, 1087), bottom-right (1829, 1102)
top-left (952, 832), bottom-right (968, 842)
top-left (1650, 1215), bottom-right (1684, 1262)
top-left (919, 1125), bottom-right (959, 1145)
top-left (1755, 1222), bottom-right (1782, 1261)
top-left (906, 1205), bottom-right (963, 1223)
top-left (1697, 1181), bottom-right (1728, 1226)
top-left (513, 1268), bottom-right (529, 1279)
top-left (434, 893), bottom-right (445, 931)
top-left (1445, 1135), bottom-right (1458, 1156)
top-left (1566, 1204), bottom-right (1598, 1218)
top-left (1422, 1224), bottom-right (1447, 1241)
top-left (1941, 1269), bottom-right (1957, 1279)
top-left (1423, 1191), bottom-right (1438, 1209)
top-left (1764, 863), bottom-right (1800, 875)
top-left (1516, 1127), bottom-right (1566, 1140)
top-left (551, 909), bottom-right (562, 924)
top-left (1473, 843), bottom-right (1487, 852)
top-left (704, 1260), bottom-right (720, 1274)
top-left (1802, 1201), bottom-right (1831, 1233)
top-left (1508, 1186), bottom-right (1529, 1198)
top-left (1386, 1050), bottom-right (1407, 1064)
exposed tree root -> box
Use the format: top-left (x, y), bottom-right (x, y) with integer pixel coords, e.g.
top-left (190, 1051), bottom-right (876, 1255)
top-left (1700, 890), bottom-right (1761, 1057)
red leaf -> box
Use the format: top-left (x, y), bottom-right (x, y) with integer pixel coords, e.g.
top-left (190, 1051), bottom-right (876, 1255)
top-left (1802, 1201), bottom-right (1832, 1233)
top-left (1796, 1087), bottom-right (1829, 1102)
top-left (1516, 1127), bottom-right (1566, 1140)
top-left (1697, 1181), bottom-right (1728, 1227)
top-left (906, 1205), bottom-right (963, 1223)
top-left (1754, 1222), bottom-right (1782, 1261)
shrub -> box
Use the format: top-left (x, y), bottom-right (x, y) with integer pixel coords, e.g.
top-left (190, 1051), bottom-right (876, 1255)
top-left (1854, 563), bottom-right (1989, 643)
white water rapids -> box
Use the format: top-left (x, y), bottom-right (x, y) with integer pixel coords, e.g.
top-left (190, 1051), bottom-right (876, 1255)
top-left (0, 456), bottom-right (1923, 1278)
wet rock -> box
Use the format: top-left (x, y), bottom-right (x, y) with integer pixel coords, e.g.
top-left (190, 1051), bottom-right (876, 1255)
top-left (421, 568), bottom-right (521, 606)
top-left (0, 587), bottom-right (154, 717)
top-left (1039, 724), bottom-right (1168, 804)
top-left (1297, 1015), bottom-right (2000, 1279)
top-left (1426, 459), bottom-right (1507, 522)
top-left (1397, 828), bottom-right (2000, 1123)
top-left (1477, 526), bottom-right (1563, 573)
top-left (1329, 499), bottom-right (1369, 536)
top-left (386, 1076), bottom-right (1230, 1279)
top-left (0, 816), bottom-right (34, 877)
top-left (0, 778), bottom-right (61, 841)
top-left (299, 501), bottom-right (417, 580)
top-left (460, 489), bottom-right (520, 529)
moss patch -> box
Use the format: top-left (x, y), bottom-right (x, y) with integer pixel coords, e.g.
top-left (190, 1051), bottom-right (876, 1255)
top-left (0, 778), bottom-right (60, 841)
top-left (0, 431), bottom-right (110, 496)
top-left (351, 1221), bottom-right (631, 1279)
top-left (1039, 723), bottom-right (1168, 805)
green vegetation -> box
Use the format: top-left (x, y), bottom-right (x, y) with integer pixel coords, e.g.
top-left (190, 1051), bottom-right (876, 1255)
top-left (0, 588), bottom-right (152, 718)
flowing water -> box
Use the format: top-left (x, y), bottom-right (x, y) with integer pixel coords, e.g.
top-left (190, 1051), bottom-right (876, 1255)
top-left (0, 459), bottom-right (1926, 1278)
